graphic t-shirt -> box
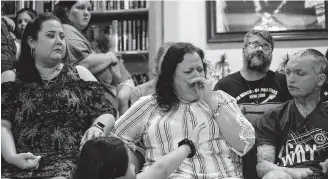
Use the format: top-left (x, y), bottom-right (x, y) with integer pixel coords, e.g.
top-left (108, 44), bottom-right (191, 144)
top-left (214, 70), bottom-right (292, 104)
top-left (257, 101), bottom-right (328, 179)
top-left (215, 70), bottom-right (292, 179)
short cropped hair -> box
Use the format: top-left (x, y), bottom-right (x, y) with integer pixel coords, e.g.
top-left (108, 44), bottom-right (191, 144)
top-left (292, 49), bottom-right (328, 75)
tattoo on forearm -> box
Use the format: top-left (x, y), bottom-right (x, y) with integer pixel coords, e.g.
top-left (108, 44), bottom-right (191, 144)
top-left (257, 144), bottom-right (276, 163)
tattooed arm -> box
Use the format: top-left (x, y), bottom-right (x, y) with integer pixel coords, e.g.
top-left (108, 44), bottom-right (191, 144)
top-left (256, 144), bottom-right (283, 178)
top-left (256, 144), bottom-right (313, 179)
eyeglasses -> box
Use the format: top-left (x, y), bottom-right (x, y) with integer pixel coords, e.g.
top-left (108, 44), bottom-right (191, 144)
top-left (246, 42), bottom-right (273, 53)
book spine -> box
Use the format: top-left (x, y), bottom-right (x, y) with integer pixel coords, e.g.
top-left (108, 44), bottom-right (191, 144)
top-left (132, 20), bottom-right (136, 51)
top-left (128, 20), bottom-right (132, 51)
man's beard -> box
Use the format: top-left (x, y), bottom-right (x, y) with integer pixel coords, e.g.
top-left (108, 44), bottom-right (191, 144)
top-left (245, 51), bottom-right (272, 72)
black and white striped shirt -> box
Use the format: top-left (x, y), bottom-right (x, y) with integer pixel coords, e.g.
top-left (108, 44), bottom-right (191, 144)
top-left (114, 91), bottom-right (255, 179)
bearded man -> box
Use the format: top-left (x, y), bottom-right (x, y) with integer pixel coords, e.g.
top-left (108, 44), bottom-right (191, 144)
top-left (213, 30), bottom-right (292, 179)
top-left (214, 30), bottom-right (292, 104)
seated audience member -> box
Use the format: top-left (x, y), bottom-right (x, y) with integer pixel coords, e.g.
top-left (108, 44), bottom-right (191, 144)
top-left (131, 42), bottom-right (175, 104)
top-left (214, 30), bottom-right (292, 179)
top-left (321, 49), bottom-right (328, 102)
top-left (1, 14), bottom-right (116, 178)
top-left (256, 49), bottom-right (328, 179)
top-left (214, 30), bottom-right (292, 107)
top-left (1, 16), bottom-right (17, 73)
top-left (75, 123), bottom-right (206, 179)
top-left (13, 8), bottom-right (38, 58)
top-left (113, 42), bottom-right (255, 179)
top-left (54, 0), bottom-right (134, 116)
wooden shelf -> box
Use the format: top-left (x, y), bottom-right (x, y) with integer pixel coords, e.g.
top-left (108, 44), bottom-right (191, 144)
top-left (91, 8), bottom-right (148, 21)
top-left (119, 50), bottom-right (148, 62)
top-left (117, 50), bottom-right (148, 55)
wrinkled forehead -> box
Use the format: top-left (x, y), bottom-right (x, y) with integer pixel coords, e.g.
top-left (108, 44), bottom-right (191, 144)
top-left (287, 56), bottom-right (316, 71)
top-left (245, 34), bottom-right (270, 45)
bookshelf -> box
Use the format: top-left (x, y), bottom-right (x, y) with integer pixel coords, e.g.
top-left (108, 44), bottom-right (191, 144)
top-left (89, 0), bottom-right (150, 77)
top-left (2, 0), bottom-right (164, 82)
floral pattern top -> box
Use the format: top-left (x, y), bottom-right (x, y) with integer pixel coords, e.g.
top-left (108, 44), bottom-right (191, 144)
top-left (1, 65), bottom-right (115, 178)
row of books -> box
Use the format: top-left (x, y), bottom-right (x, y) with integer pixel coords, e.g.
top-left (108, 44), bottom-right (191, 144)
top-left (93, 0), bottom-right (149, 11)
top-left (107, 20), bottom-right (148, 52)
top-left (2, 0), bottom-right (149, 16)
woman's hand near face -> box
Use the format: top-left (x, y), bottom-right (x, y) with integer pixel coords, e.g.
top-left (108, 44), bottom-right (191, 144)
top-left (188, 77), bottom-right (215, 105)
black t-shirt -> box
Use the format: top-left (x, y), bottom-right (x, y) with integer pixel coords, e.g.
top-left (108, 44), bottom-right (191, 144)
top-left (214, 70), bottom-right (292, 104)
top-left (257, 100), bottom-right (328, 178)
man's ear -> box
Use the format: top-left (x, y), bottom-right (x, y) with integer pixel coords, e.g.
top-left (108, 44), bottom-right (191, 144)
top-left (242, 46), bottom-right (246, 57)
top-left (27, 36), bottom-right (36, 49)
top-left (318, 73), bottom-right (327, 86)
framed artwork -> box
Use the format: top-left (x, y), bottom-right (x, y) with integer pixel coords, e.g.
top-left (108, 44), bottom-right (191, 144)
top-left (206, 0), bottom-right (328, 43)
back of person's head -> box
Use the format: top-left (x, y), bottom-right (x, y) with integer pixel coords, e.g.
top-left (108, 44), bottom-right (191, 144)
top-left (15, 8), bottom-right (38, 37)
top-left (156, 42), bottom-right (206, 112)
top-left (75, 137), bottom-right (129, 179)
top-left (243, 30), bottom-right (274, 50)
top-left (54, 1), bottom-right (78, 24)
top-left (16, 13), bottom-right (62, 82)
top-left (152, 42), bottom-right (175, 76)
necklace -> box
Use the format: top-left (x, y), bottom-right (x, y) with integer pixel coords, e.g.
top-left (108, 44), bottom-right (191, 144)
top-left (243, 74), bottom-right (267, 104)
top-left (38, 63), bottom-right (63, 85)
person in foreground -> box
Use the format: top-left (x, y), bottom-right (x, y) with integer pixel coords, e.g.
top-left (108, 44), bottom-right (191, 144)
top-left (113, 42), bottom-right (255, 179)
top-left (75, 123), bottom-right (206, 179)
top-left (256, 49), bottom-right (328, 179)
top-left (1, 14), bottom-right (116, 178)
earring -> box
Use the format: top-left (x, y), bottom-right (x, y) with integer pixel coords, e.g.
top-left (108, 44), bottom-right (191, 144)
top-left (31, 48), bottom-right (35, 58)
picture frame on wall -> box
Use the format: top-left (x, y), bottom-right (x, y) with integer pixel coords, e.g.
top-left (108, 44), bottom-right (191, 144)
top-left (206, 0), bottom-right (328, 43)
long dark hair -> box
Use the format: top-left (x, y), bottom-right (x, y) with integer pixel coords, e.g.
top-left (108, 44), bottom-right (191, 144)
top-left (75, 137), bottom-right (129, 179)
top-left (155, 42), bottom-right (206, 112)
top-left (53, 1), bottom-right (77, 24)
top-left (16, 13), bottom-right (62, 82)
top-left (15, 8), bottom-right (37, 38)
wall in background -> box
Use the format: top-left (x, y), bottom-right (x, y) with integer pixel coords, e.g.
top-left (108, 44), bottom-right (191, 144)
top-left (163, 1), bottom-right (328, 73)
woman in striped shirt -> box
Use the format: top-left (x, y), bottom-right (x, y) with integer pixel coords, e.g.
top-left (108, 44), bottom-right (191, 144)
top-left (113, 42), bottom-right (255, 179)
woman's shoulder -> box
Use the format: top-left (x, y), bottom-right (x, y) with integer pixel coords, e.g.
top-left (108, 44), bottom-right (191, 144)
top-left (1, 69), bottom-right (16, 83)
top-left (62, 24), bottom-right (84, 40)
top-left (133, 94), bottom-right (157, 107)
